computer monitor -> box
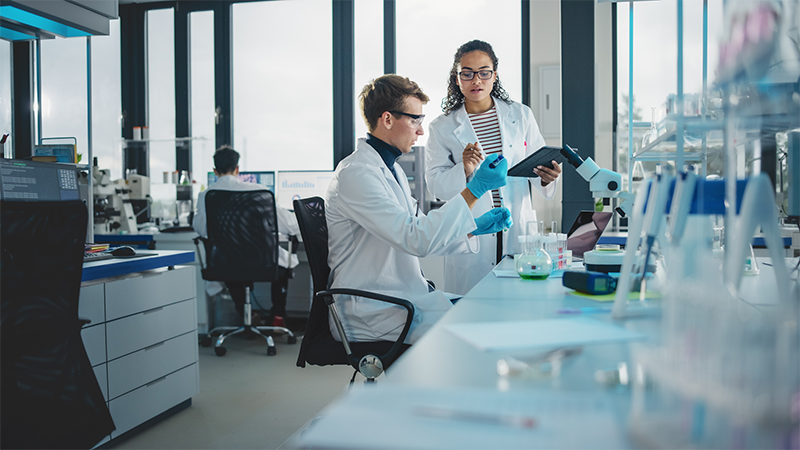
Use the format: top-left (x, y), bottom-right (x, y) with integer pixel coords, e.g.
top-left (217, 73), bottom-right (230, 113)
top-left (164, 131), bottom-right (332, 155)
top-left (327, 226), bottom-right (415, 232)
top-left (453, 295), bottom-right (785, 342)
top-left (276, 171), bottom-right (334, 210)
top-left (566, 211), bottom-right (613, 258)
top-left (0, 159), bottom-right (81, 201)
top-left (207, 171), bottom-right (275, 193)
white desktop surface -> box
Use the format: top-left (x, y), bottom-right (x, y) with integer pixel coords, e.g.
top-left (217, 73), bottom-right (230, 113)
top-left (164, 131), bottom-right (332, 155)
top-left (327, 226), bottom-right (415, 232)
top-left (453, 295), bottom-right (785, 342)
top-left (383, 257), bottom-right (657, 393)
top-left (295, 253), bottom-right (795, 449)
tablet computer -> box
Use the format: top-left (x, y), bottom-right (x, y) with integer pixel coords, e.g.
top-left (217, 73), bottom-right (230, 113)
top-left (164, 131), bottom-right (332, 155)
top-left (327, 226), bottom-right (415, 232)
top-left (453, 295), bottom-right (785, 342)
top-left (507, 146), bottom-right (568, 178)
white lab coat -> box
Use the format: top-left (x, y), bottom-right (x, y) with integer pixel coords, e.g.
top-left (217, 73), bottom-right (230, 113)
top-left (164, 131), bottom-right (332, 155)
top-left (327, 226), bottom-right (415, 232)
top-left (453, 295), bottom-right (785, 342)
top-left (193, 175), bottom-right (299, 295)
top-left (425, 97), bottom-right (557, 295)
top-left (326, 138), bottom-right (479, 344)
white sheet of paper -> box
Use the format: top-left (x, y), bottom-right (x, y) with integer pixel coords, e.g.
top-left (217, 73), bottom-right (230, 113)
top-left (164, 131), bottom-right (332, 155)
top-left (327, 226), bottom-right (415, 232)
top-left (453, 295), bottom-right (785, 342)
top-left (492, 269), bottom-right (519, 278)
top-left (444, 317), bottom-right (646, 351)
top-left (295, 385), bottom-right (626, 449)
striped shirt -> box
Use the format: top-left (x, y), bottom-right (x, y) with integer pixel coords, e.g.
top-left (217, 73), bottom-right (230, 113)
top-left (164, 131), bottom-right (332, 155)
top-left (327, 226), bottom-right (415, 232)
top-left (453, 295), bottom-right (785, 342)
top-left (468, 106), bottom-right (503, 207)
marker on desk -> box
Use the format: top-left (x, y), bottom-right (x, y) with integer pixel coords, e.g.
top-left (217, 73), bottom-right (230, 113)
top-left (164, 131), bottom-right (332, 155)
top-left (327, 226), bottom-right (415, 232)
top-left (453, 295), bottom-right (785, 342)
top-left (414, 406), bottom-right (536, 429)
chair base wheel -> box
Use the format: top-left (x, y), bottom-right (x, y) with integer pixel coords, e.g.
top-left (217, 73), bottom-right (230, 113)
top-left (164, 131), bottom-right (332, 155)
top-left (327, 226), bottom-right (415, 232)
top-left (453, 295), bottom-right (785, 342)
top-left (267, 346), bottom-right (277, 356)
top-left (214, 346), bottom-right (227, 356)
top-left (200, 336), bottom-right (212, 347)
top-left (287, 335), bottom-right (297, 345)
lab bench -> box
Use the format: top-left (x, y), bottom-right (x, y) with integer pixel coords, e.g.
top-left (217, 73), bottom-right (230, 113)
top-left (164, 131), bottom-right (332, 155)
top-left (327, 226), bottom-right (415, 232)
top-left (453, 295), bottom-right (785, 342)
top-left (95, 232), bottom-right (313, 334)
top-left (80, 251), bottom-right (199, 448)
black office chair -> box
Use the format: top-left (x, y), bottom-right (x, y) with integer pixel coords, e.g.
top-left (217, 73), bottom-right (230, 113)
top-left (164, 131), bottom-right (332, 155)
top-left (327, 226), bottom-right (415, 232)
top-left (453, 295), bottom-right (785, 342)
top-left (194, 189), bottom-right (297, 356)
top-left (293, 197), bottom-right (413, 383)
top-left (1, 200), bottom-right (116, 449)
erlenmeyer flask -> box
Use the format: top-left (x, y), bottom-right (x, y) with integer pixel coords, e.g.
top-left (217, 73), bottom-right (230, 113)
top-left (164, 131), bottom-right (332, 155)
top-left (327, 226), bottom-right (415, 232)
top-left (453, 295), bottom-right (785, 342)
top-left (515, 222), bottom-right (552, 280)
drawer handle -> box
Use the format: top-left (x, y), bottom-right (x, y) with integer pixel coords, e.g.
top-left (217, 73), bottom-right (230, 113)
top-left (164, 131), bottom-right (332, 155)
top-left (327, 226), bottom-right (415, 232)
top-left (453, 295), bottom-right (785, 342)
top-left (143, 307), bottom-right (164, 315)
top-left (144, 341), bottom-right (165, 351)
top-left (146, 376), bottom-right (167, 387)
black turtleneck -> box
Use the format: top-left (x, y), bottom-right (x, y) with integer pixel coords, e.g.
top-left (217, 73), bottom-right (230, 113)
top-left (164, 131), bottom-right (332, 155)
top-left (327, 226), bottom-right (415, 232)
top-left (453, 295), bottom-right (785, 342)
top-left (366, 133), bottom-right (402, 183)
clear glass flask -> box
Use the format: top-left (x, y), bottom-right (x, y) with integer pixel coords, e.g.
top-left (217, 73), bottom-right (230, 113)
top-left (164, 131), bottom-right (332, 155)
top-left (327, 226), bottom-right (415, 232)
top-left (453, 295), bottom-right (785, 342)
top-left (641, 107), bottom-right (658, 149)
top-left (516, 222), bottom-right (553, 280)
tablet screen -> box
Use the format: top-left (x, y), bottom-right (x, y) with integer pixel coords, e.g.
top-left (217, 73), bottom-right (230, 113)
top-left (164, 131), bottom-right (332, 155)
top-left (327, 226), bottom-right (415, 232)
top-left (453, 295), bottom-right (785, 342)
top-left (507, 146), bottom-right (567, 177)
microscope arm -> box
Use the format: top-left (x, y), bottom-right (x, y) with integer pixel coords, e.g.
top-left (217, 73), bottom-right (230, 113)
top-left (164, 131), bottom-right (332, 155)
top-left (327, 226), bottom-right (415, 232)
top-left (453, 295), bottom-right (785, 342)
top-left (560, 144), bottom-right (635, 218)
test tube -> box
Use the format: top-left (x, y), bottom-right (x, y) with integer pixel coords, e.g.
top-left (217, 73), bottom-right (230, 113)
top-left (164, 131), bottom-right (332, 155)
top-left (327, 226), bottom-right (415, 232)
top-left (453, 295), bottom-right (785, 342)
top-left (557, 233), bottom-right (567, 269)
top-left (551, 220), bottom-right (558, 234)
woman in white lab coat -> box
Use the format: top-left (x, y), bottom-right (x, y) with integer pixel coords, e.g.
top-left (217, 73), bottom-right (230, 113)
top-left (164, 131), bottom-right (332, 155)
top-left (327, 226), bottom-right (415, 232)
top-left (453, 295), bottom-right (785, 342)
top-left (425, 40), bottom-right (562, 295)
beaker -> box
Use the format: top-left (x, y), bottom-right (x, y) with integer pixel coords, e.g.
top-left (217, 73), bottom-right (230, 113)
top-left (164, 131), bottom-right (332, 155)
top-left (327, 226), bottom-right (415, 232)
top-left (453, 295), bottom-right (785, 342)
top-left (515, 222), bottom-right (553, 280)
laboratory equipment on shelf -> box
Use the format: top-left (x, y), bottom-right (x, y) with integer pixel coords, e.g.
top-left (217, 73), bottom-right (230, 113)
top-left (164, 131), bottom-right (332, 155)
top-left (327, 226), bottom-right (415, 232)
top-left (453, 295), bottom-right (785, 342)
top-left (92, 165), bottom-right (139, 234)
top-left (559, 144), bottom-right (637, 218)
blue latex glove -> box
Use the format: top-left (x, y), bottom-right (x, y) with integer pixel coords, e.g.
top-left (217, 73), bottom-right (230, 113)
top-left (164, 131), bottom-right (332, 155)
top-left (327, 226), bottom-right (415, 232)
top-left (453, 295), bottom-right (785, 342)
top-left (472, 207), bottom-right (513, 236)
top-left (466, 154), bottom-right (508, 198)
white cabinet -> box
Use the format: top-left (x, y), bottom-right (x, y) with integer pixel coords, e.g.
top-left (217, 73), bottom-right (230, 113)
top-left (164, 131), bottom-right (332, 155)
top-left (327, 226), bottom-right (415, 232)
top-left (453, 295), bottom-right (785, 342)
top-left (79, 265), bottom-right (199, 446)
top-left (539, 65), bottom-right (561, 138)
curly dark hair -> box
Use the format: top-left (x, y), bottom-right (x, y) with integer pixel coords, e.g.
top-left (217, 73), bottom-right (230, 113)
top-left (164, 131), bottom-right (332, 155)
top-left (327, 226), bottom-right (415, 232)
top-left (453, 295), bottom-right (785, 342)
top-left (441, 40), bottom-right (512, 116)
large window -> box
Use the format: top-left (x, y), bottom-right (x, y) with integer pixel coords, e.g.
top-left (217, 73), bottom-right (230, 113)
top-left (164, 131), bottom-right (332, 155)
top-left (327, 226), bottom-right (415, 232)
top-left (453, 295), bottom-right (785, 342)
top-left (147, 8), bottom-right (176, 182)
top-left (91, 19), bottom-right (122, 179)
top-left (396, 0), bottom-right (521, 146)
top-left (354, 0), bottom-right (384, 142)
top-left (190, 10), bottom-right (216, 186)
top-left (232, 0), bottom-right (333, 172)
top-left (616, 0), bottom-right (725, 184)
top-left (0, 40), bottom-right (11, 157)
top-left (40, 36), bottom-right (88, 161)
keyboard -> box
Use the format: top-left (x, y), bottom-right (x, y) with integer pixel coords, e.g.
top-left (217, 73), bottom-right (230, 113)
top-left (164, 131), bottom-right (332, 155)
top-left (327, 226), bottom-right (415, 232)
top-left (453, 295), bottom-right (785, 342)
top-left (84, 252), bottom-right (114, 263)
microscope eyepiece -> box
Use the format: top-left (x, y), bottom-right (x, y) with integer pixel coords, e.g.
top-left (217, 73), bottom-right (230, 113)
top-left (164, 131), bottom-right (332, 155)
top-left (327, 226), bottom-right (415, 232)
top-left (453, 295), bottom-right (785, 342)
top-left (560, 144), bottom-right (585, 169)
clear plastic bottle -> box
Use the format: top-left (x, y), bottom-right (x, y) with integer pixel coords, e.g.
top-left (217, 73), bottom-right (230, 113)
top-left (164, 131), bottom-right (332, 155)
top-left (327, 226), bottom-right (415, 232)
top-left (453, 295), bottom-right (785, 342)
top-left (515, 223), bottom-right (553, 280)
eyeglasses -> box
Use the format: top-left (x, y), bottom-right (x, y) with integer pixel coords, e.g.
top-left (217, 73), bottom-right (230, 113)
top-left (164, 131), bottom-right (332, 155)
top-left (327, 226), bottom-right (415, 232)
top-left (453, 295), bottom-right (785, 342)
top-left (458, 69), bottom-right (494, 81)
top-left (389, 111), bottom-right (425, 127)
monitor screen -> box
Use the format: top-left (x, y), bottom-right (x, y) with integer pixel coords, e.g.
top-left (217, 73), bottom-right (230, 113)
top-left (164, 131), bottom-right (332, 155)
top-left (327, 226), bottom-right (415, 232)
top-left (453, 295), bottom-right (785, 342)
top-left (207, 171), bottom-right (275, 193)
top-left (566, 211), bottom-right (613, 258)
top-left (0, 159), bottom-right (80, 201)
top-left (276, 171), bottom-right (334, 210)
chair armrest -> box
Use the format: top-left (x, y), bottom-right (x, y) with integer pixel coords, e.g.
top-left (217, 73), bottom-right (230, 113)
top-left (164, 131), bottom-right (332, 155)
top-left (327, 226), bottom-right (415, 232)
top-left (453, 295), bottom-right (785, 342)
top-left (318, 288), bottom-right (415, 370)
top-left (192, 236), bottom-right (207, 269)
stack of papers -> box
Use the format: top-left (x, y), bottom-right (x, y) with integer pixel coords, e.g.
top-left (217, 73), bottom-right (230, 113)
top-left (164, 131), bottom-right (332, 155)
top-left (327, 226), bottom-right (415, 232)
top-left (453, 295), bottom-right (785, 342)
top-left (296, 385), bottom-right (627, 449)
top-left (85, 243), bottom-right (110, 253)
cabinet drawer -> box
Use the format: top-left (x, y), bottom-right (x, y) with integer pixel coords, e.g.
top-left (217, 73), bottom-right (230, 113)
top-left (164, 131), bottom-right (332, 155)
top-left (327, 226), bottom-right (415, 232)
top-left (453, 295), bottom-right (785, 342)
top-left (94, 364), bottom-right (108, 402)
top-left (105, 266), bottom-right (195, 320)
top-left (79, 284), bottom-right (105, 326)
top-left (109, 363), bottom-right (199, 438)
top-left (106, 299), bottom-right (196, 361)
top-left (107, 332), bottom-right (198, 400)
top-left (81, 324), bottom-right (106, 366)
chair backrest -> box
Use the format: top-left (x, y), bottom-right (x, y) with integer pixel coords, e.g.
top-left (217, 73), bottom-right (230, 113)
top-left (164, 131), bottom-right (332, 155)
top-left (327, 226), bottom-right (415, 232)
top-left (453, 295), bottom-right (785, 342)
top-left (292, 197), bottom-right (338, 367)
top-left (201, 189), bottom-right (280, 283)
top-left (1, 200), bottom-right (115, 448)
top-left (292, 197), bottom-right (330, 296)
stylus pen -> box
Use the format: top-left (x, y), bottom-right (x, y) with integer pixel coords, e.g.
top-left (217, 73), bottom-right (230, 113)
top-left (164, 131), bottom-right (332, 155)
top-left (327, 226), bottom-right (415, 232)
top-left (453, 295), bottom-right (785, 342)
top-left (414, 406), bottom-right (536, 429)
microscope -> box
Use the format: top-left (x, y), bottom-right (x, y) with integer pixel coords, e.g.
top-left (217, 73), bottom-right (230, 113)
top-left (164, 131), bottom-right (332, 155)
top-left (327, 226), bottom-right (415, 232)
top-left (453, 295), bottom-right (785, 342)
top-left (559, 144), bottom-right (636, 218)
top-left (92, 166), bottom-right (143, 234)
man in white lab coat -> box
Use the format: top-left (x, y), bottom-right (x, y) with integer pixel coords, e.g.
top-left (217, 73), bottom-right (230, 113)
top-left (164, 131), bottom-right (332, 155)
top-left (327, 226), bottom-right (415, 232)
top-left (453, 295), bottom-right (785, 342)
top-left (326, 74), bottom-right (512, 345)
top-left (193, 146), bottom-right (299, 327)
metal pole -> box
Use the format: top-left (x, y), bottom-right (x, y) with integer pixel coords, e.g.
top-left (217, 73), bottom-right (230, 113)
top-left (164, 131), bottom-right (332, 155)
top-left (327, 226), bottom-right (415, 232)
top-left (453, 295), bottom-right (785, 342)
top-left (87, 36), bottom-right (94, 243)
top-left (36, 39), bottom-right (42, 145)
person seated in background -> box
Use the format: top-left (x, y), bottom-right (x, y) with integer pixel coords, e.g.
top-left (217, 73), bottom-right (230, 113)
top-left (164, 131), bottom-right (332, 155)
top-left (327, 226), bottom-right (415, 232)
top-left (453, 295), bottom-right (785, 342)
top-left (193, 145), bottom-right (299, 328)
top-left (325, 74), bottom-right (512, 344)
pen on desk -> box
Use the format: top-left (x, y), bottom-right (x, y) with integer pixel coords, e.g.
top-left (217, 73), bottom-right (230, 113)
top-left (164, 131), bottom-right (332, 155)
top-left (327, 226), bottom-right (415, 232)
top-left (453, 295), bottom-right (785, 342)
top-left (414, 406), bottom-right (536, 429)
top-left (557, 306), bottom-right (613, 314)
